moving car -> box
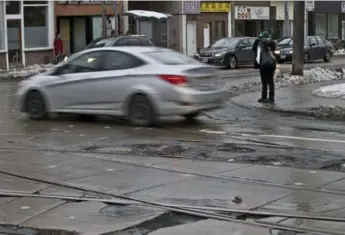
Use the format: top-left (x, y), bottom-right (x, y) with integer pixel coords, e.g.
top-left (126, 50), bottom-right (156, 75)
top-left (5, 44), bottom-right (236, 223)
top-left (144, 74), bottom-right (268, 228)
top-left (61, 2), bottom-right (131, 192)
top-left (84, 35), bottom-right (154, 49)
top-left (274, 36), bottom-right (333, 63)
top-left (196, 37), bottom-right (256, 69)
top-left (17, 47), bottom-right (228, 127)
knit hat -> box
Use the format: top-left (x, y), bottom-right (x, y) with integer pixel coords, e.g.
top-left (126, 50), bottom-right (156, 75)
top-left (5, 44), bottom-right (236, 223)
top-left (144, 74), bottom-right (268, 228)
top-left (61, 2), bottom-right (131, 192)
top-left (258, 31), bottom-right (269, 39)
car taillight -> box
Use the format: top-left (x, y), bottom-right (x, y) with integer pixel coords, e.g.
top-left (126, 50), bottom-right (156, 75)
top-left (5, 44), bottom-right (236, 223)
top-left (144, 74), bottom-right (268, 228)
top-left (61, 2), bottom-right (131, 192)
top-left (159, 75), bottom-right (187, 85)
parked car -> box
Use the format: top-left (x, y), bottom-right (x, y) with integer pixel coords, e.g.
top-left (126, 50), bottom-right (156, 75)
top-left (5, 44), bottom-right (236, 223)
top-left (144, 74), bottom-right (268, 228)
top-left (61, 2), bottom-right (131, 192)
top-left (196, 37), bottom-right (256, 69)
top-left (17, 47), bottom-right (228, 127)
top-left (84, 35), bottom-right (155, 49)
top-left (274, 36), bottom-right (333, 63)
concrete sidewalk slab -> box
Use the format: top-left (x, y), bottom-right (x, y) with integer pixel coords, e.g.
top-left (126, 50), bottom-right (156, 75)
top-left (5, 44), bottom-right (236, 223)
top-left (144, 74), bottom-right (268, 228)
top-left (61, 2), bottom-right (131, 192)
top-left (231, 80), bottom-right (345, 117)
top-left (148, 219), bottom-right (270, 235)
top-left (219, 165), bottom-right (345, 188)
top-left (21, 201), bottom-right (165, 235)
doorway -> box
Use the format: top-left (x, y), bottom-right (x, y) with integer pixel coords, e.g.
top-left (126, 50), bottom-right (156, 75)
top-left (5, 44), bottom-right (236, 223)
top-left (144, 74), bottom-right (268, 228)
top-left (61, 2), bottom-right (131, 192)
top-left (7, 19), bottom-right (22, 68)
top-left (186, 21), bottom-right (197, 56)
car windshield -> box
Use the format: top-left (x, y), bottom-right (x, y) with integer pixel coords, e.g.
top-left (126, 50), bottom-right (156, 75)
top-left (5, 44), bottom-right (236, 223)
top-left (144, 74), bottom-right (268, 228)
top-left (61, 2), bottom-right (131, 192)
top-left (210, 38), bottom-right (239, 48)
top-left (145, 51), bottom-right (200, 65)
top-left (278, 38), bottom-right (309, 46)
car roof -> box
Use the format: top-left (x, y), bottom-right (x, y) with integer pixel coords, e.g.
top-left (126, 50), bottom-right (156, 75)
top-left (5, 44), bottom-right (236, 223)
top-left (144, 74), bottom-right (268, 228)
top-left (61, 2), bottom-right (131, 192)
top-left (86, 46), bottom-right (168, 53)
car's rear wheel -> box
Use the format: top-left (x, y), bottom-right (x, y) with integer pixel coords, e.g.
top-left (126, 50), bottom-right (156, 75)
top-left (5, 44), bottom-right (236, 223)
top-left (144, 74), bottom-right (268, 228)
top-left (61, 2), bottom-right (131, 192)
top-left (227, 55), bottom-right (237, 69)
top-left (128, 94), bottom-right (156, 127)
top-left (324, 51), bottom-right (332, 62)
top-left (26, 91), bottom-right (48, 120)
top-left (304, 52), bottom-right (310, 63)
top-left (183, 112), bottom-right (199, 120)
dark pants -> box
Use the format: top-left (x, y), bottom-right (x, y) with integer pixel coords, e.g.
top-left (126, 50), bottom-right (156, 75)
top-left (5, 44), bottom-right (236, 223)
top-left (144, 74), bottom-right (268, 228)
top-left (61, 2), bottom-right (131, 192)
top-left (259, 67), bottom-right (275, 100)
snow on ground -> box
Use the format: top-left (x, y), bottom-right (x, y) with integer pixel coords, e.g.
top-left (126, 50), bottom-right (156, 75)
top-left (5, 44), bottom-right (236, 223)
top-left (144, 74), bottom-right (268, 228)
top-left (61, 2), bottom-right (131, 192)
top-left (276, 67), bottom-right (344, 87)
top-left (312, 83), bottom-right (345, 99)
top-left (1, 64), bottom-right (54, 78)
top-left (335, 49), bottom-right (345, 55)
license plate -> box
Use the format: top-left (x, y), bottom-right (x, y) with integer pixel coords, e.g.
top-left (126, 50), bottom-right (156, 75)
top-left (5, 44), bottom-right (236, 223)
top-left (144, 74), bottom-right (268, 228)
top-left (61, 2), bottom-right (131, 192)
top-left (201, 58), bottom-right (208, 63)
top-left (280, 55), bottom-right (286, 59)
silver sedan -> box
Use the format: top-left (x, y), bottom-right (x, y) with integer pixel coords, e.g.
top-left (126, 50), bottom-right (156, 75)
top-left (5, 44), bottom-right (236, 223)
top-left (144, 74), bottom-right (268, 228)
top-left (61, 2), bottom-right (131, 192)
top-left (17, 47), bottom-right (228, 126)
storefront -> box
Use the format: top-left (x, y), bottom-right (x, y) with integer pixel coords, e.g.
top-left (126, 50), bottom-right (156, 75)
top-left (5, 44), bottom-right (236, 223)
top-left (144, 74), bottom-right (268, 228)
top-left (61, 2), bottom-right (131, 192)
top-left (308, 1), bottom-right (342, 40)
top-left (0, 0), bottom-right (55, 69)
top-left (193, 1), bottom-right (231, 51)
top-left (234, 5), bottom-right (270, 37)
top-left (55, 0), bottom-right (120, 55)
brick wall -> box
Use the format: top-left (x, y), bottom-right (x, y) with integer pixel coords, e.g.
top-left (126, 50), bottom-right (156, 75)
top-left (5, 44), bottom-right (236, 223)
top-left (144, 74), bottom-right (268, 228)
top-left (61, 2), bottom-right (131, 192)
top-left (55, 2), bottom-right (122, 16)
top-left (25, 50), bottom-right (54, 66)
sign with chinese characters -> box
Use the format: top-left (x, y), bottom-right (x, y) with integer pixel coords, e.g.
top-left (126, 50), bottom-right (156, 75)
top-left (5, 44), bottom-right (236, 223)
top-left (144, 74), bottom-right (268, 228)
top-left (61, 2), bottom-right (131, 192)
top-left (200, 2), bottom-right (231, 13)
top-left (305, 0), bottom-right (315, 11)
top-left (57, 0), bottom-right (113, 4)
top-left (235, 6), bottom-right (269, 20)
top-left (182, 0), bottom-right (200, 14)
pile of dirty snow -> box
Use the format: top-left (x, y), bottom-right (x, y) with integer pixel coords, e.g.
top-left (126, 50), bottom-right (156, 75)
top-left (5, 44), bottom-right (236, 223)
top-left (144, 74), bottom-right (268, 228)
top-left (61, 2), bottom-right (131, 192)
top-left (335, 49), bottom-right (345, 55)
top-left (275, 67), bottom-right (344, 88)
top-left (5, 64), bottom-right (54, 78)
top-left (227, 67), bottom-right (345, 96)
top-left (312, 83), bottom-right (345, 99)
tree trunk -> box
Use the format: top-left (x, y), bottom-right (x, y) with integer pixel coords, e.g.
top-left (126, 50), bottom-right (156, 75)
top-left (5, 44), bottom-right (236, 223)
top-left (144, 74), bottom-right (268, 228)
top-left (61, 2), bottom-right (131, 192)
top-left (291, 1), bottom-right (305, 76)
top-left (101, 1), bottom-right (107, 38)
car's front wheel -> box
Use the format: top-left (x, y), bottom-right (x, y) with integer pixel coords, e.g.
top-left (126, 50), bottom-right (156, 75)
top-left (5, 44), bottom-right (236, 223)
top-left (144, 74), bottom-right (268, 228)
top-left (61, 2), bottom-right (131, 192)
top-left (226, 55), bottom-right (237, 69)
top-left (128, 94), bottom-right (156, 127)
top-left (324, 50), bottom-right (332, 62)
top-left (26, 91), bottom-right (48, 120)
top-left (304, 52), bottom-right (310, 63)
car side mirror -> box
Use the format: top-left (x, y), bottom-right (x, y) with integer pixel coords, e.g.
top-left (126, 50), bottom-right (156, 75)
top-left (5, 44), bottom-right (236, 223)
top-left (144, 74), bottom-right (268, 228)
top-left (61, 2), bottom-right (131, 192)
top-left (237, 45), bottom-right (245, 49)
top-left (310, 43), bottom-right (316, 47)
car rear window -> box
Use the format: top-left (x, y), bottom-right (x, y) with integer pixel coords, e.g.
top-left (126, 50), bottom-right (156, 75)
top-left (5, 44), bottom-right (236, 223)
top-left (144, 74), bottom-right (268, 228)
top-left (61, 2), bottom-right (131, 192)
top-left (145, 51), bottom-right (199, 65)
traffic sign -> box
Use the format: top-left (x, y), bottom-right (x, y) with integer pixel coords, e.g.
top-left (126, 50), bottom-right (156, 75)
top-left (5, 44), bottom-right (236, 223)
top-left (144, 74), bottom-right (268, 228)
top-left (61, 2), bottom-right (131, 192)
top-left (305, 0), bottom-right (315, 11)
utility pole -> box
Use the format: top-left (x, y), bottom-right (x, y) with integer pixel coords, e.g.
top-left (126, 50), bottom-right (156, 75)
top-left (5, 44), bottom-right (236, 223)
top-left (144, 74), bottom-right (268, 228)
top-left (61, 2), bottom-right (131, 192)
top-left (101, 1), bottom-right (107, 38)
top-left (291, 0), bottom-right (305, 76)
top-left (283, 0), bottom-right (290, 37)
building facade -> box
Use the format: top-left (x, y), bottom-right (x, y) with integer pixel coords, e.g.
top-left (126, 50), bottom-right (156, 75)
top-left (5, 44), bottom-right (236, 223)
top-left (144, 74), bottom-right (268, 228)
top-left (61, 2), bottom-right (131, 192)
top-left (0, 0), bottom-right (54, 69)
top-left (55, 0), bottom-right (122, 55)
top-left (307, 1), bottom-right (343, 40)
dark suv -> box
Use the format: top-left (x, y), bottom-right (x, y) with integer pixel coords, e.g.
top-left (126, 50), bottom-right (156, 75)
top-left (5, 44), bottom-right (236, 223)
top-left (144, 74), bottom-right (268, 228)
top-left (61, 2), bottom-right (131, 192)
top-left (84, 35), bottom-right (155, 50)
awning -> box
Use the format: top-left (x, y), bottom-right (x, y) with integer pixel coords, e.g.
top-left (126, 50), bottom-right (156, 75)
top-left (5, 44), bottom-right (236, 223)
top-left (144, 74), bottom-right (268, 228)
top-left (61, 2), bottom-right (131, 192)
top-left (123, 10), bottom-right (172, 19)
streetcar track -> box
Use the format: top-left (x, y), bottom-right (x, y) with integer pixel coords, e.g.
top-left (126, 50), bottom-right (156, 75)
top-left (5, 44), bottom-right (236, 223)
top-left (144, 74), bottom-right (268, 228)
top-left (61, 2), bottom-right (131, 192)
top-left (1, 140), bottom-right (345, 197)
top-left (0, 169), bottom-right (342, 235)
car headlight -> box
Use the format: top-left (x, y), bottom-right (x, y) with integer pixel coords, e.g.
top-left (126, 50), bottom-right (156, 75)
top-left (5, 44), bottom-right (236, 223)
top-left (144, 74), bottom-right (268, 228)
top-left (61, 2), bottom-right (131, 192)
top-left (274, 50), bottom-right (280, 54)
top-left (215, 52), bottom-right (225, 57)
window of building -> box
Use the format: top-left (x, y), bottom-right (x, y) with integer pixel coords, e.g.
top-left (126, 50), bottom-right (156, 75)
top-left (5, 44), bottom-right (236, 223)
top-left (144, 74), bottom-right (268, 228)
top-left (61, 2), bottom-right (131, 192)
top-left (6, 1), bottom-right (20, 15)
top-left (0, 2), bottom-right (5, 50)
top-left (327, 14), bottom-right (339, 39)
top-left (23, 1), bottom-right (48, 48)
top-left (315, 13), bottom-right (327, 39)
top-left (215, 21), bottom-right (225, 40)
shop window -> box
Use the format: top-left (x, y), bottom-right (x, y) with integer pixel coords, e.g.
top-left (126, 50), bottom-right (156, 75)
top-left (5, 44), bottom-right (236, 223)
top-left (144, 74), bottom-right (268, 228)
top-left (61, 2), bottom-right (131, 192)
top-left (327, 14), bottom-right (339, 39)
top-left (215, 21), bottom-right (225, 40)
top-left (6, 1), bottom-right (20, 14)
top-left (23, 3), bottom-right (48, 48)
top-left (0, 2), bottom-right (5, 50)
top-left (315, 13), bottom-right (327, 39)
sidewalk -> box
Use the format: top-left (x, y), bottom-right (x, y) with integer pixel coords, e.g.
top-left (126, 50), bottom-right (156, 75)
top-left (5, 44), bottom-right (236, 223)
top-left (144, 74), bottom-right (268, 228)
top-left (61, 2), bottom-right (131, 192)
top-left (231, 80), bottom-right (345, 119)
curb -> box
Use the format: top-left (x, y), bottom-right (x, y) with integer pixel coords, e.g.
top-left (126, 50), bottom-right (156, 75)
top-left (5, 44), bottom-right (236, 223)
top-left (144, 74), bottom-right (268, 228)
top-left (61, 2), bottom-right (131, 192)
top-left (229, 98), bottom-right (317, 118)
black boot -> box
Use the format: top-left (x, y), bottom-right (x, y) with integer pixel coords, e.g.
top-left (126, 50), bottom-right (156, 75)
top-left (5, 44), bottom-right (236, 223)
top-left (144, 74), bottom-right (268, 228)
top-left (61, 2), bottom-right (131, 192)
top-left (268, 91), bottom-right (275, 103)
top-left (258, 90), bottom-right (268, 103)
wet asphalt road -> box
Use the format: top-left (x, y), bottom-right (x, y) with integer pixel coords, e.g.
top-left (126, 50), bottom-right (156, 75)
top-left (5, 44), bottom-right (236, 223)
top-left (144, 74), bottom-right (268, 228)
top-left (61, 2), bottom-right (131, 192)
top-left (2, 64), bottom-right (345, 234)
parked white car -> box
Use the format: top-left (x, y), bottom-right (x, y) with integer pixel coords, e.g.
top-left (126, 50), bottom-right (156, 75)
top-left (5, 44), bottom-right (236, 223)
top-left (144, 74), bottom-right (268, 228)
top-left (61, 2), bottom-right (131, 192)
top-left (17, 47), bottom-right (228, 126)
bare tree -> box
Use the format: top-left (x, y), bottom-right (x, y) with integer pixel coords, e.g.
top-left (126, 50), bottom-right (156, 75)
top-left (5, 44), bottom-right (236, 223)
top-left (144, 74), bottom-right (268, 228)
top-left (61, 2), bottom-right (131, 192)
top-left (101, 1), bottom-right (107, 38)
top-left (291, 1), bottom-right (305, 76)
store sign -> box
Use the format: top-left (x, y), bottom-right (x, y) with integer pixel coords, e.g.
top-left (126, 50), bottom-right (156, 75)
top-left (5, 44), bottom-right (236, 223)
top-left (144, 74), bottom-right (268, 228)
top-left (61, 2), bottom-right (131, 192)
top-left (305, 0), bottom-right (315, 11)
top-left (200, 2), bottom-right (231, 13)
top-left (182, 0), bottom-right (200, 14)
top-left (57, 0), bottom-right (113, 4)
top-left (235, 6), bottom-right (269, 20)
